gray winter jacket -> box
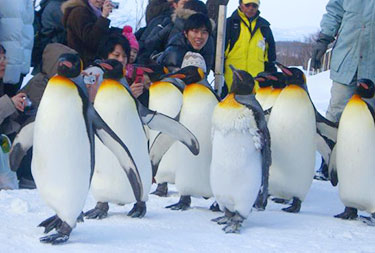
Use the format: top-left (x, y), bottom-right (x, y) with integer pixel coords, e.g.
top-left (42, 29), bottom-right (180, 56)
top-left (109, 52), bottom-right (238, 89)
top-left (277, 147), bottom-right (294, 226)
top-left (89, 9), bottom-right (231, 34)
top-left (320, 0), bottom-right (375, 85)
top-left (40, 0), bottom-right (66, 44)
top-left (0, 0), bottom-right (34, 84)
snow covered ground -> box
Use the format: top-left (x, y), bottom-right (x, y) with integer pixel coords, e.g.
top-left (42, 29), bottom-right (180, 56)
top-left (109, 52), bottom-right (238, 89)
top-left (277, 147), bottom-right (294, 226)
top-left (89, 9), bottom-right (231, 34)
top-left (2, 71), bottom-right (375, 252)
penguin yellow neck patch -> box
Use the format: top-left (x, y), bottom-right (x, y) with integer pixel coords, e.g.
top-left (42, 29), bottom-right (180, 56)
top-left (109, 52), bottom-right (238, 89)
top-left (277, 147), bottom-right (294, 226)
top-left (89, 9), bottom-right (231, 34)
top-left (219, 94), bottom-right (243, 109)
top-left (184, 84), bottom-right (212, 97)
top-left (348, 94), bottom-right (366, 106)
top-left (49, 76), bottom-right (75, 89)
top-left (150, 81), bottom-right (177, 95)
top-left (98, 79), bottom-right (126, 93)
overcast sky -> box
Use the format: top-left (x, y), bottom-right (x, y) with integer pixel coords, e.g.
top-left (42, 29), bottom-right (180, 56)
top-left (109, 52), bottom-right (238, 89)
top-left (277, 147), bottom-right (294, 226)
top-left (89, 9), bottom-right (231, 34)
top-left (226, 0), bottom-right (329, 30)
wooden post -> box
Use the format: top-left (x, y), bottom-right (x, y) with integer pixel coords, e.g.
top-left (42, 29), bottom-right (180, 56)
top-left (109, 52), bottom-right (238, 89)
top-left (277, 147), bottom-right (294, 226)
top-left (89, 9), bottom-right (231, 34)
top-left (214, 5), bottom-right (227, 97)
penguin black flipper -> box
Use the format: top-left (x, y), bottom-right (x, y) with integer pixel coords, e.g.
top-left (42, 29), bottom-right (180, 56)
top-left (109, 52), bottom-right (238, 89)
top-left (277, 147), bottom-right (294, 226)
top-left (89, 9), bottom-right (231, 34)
top-left (315, 110), bottom-right (338, 143)
top-left (86, 103), bottom-right (143, 202)
top-left (9, 117), bottom-right (35, 172)
top-left (137, 100), bottom-right (200, 155)
top-left (234, 94), bottom-right (271, 209)
top-left (316, 133), bottom-right (332, 165)
top-left (149, 132), bottom-right (175, 177)
top-left (328, 145), bottom-right (338, 186)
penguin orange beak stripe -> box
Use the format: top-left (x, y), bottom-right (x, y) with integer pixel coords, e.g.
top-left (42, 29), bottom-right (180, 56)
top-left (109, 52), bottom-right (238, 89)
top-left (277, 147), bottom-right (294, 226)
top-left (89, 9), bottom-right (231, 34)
top-left (275, 62), bottom-right (293, 76)
top-left (255, 77), bottom-right (266, 82)
top-left (360, 82), bottom-right (369, 89)
top-left (60, 61), bottom-right (72, 69)
top-left (99, 63), bottom-right (113, 71)
top-left (266, 75), bottom-right (278, 81)
top-left (229, 65), bottom-right (243, 82)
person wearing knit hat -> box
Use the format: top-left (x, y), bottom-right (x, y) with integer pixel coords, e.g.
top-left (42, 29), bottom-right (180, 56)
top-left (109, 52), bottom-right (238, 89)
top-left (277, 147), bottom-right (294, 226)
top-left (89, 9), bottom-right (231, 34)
top-left (181, 51), bottom-right (207, 73)
top-left (122, 25), bottom-right (139, 64)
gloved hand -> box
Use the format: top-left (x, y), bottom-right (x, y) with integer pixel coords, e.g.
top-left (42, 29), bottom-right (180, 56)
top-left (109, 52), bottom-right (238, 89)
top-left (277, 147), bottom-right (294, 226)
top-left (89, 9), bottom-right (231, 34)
top-left (311, 33), bottom-right (335, 70)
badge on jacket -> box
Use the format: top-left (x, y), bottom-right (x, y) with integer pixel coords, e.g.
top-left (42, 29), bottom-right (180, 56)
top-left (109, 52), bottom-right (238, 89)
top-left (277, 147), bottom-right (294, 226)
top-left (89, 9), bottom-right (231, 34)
top-left (258, 39), bottom-right (266, 51)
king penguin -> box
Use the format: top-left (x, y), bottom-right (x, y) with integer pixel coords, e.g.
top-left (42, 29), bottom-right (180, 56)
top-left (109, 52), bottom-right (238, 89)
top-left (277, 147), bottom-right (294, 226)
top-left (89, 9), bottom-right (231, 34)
top-left (148, 77), bottom-right (185, 197)
top-left (330, 79), bottom-right (375, 225)
top-left (267, 62), bottom-right (316, 213)
top-left (165, 67), bottom-right (220, 211)
top-left (210, 65), bottom-right (271, 233)
top-left (86, 59), bottom-right (199, 219)
top-left (148, 66), bottom-right (206, 197)
top-left (261, 72), bottom-right (287, 111)
top-left (254, 72), bottom-right (273, 109)
top-left (32, 54), bottom-right (142, 244)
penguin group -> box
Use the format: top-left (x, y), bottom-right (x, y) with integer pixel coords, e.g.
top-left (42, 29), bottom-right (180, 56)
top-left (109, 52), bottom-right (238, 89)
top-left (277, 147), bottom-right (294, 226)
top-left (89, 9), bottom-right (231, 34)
top-left (9, 54), bottom-right (375, 244)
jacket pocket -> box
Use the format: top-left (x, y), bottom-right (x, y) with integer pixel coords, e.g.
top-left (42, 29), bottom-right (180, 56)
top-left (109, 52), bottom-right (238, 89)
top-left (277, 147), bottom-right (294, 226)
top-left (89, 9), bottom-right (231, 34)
top-left (330, 46), bottom-right (351, 72)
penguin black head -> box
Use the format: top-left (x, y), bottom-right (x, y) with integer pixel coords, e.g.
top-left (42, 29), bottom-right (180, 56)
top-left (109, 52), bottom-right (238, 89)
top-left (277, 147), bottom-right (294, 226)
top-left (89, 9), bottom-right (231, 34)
top-left (230, 65), bottom-right (255, 95)
top-left (255, 72), bottom-right (273, 88)
top-left (356, 79), bottom-right (375, 99)
top-left (98, 59), bottom-right (124, 80)
top-left (275, 62), bottom-right (307, 88)
top-left (57, 53), bottom-right (82, 78)
top-left (267, 72), bottom-right (287, 89)
top-left (161, 66), bottom-right (205, 85)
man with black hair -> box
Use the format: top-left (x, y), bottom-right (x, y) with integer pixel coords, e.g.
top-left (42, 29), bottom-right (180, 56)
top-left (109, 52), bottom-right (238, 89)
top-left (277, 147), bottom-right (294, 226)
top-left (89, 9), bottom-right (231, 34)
top-left (223, 0), bottom-right (276, 97)
top-left (139, 0), bottom-right (210, 64)
top-left (157, 12), bottom-right (214, 73)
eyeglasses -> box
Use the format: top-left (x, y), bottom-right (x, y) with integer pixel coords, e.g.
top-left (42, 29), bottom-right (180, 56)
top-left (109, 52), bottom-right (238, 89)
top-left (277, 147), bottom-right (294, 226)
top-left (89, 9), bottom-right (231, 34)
top-left (244, 3), bottom-right (258, 8)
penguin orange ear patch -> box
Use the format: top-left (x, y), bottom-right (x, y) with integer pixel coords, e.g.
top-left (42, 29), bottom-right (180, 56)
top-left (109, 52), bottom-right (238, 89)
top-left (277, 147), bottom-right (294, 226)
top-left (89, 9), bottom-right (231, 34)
top-left (170, 74), bottom-right (186, 79)
top-left (99, 63), bottom-right (114, 71)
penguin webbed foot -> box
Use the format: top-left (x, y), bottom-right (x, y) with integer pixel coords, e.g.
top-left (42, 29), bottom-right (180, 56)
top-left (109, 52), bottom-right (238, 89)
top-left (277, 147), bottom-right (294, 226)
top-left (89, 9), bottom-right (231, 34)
top-left (334, 207), bottom-right (358, 220)
top-left (282, 197), bottom-right (301, 213)
top-left (127, 201), bottom-right (146, 218)
top-left (39, 221), bottom-right (72, 245)
top-left (211, 209), bottom-right (234, 225)
top-left (84, 202), bottom-right (109, 220)
top-left (271, 197), bottom-right (291, 205)
top-left (209, 201), bottom-right (221, 212)
top-left (165, 195), bottom-right (191, 211)
top-left (211, 215), bottom-right (231, 224)
top-left (222, 213), bottom-right (245, 234)
top-left (359, 213), bottom-right (375, 226)
top-left (38, 215), bottom-right (62, 234)
top-left (40, 233), bottom-right (69, 245)
top-left (150, 182), bottom-right (168, 197)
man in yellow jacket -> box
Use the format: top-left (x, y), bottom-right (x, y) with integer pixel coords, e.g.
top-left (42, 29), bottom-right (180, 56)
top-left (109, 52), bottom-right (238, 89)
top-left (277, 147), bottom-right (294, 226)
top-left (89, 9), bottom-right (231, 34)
top-left (223, 0), bottom-right (276, 96)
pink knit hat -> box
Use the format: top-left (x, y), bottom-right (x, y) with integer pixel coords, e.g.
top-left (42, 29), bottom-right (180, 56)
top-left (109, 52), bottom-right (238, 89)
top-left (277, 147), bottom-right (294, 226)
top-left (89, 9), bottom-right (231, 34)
top-left (122, 26), bottom-right (139, 51)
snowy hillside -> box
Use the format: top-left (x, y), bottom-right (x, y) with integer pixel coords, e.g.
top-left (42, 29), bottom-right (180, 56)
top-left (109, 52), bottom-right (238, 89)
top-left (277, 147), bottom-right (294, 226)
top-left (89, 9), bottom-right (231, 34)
top-left (2, 71), bottom-right (375, 252)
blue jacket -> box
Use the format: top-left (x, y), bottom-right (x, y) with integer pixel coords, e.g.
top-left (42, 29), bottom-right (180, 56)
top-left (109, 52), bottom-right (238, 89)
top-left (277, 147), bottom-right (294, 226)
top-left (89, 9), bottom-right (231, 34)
top-left (321, 0), bottom-right (375, 85)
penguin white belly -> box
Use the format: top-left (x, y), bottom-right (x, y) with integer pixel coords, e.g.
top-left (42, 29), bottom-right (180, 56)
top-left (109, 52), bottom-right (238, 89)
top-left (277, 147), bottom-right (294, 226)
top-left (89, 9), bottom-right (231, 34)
top-left (32, 79), bottom-right (90, 227)
top-left (262, 89), bottom-right (281, 110)
top-left (149, 82), bottom-right (182, 184)
top-left (91, 81), bottom-right (151, 204)
top-left (211, 131), bottom-right (261, 218)
top-left (268, 86), bottom-right (316, 200)
top-left (175, 84), bottom-right (218, 197)
top-left (337, 99), bottom-right (375, 213)
top-left (255, 88), bottom-right (272, 109)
